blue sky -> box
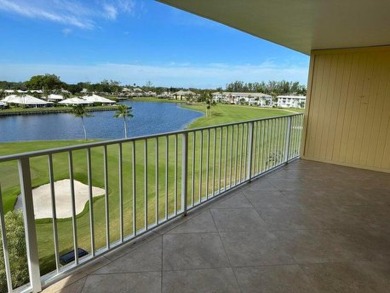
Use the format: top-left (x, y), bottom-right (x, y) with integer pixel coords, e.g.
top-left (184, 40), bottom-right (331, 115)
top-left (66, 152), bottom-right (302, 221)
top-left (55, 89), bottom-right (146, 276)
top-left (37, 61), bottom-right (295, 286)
top-left (0, 0), bottom-right (309, 88)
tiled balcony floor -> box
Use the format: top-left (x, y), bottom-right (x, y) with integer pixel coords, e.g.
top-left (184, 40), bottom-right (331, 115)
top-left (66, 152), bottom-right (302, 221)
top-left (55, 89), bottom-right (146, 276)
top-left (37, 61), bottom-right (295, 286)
top-left (44, 160), bottom-right (390, 293)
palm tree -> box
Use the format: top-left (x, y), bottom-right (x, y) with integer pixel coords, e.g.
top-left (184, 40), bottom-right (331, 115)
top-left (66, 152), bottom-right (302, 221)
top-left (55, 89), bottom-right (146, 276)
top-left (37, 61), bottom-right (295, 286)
top-left (71, 105), bottom-right (92, 140)
top-left (114, 104), bottom-right (133, 138)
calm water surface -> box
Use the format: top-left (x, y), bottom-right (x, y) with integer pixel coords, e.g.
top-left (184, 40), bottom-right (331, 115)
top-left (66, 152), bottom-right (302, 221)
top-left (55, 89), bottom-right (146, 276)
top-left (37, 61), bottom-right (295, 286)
top-left (0, 101), bottom-right (203, 142)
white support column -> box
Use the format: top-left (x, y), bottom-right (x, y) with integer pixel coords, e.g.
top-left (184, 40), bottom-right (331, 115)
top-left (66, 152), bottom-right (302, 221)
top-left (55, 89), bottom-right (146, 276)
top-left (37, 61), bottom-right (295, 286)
top-left (18, 158), bottom-right (42, 293)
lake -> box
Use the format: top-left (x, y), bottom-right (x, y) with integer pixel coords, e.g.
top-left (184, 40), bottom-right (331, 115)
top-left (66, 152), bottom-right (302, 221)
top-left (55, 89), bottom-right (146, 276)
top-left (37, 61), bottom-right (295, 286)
top-left (0, 101), bottom-right (203, 142)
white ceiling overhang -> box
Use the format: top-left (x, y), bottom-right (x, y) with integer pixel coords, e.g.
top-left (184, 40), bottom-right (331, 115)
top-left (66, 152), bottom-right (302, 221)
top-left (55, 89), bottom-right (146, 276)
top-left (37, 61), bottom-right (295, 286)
top-left (158, 0), bottom-right (390, 55)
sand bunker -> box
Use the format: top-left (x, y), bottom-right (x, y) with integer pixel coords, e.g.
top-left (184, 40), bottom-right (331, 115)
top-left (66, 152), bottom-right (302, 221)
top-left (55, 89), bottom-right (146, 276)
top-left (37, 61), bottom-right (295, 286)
top-left (15, 179), bottom-right (105, 219)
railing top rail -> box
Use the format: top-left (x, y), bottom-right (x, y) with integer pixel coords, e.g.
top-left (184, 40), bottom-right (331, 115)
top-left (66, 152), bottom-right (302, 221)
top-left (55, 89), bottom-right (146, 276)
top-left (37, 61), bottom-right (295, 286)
top-left (0, 113), bottom-right (303, 162)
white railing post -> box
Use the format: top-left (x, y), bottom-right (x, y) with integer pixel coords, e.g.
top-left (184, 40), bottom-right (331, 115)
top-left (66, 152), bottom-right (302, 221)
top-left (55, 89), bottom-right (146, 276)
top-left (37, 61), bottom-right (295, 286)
top-left (18, 158), bottom-right (42, 293)
top-left (181, 132), bottom-right (188, 216)
top-left (284, 116), bottom-right (292, 163)
top-left (246, 121), bottom-right (255, 181)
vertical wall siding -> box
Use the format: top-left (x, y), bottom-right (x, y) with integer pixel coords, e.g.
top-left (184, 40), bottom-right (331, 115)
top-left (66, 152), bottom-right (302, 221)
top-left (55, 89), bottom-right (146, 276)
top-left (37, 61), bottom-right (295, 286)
top-left (303, 46), bottom-right (390, 172)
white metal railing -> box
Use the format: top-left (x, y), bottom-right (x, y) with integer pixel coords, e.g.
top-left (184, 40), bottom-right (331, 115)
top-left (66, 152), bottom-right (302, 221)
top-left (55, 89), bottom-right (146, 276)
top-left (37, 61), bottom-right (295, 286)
top-left (0, 113), bottom-right (303, 292)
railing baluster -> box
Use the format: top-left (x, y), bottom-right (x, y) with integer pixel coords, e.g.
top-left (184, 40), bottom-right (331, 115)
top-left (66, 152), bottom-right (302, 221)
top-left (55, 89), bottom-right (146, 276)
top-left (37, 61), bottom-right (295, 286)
top-left (224, 126), bottom-right (229, 191)
top-left (260, 120), bottom-right (265, 173)
top-left (253, 122), bottom-right (258, 176)
top-left (103, 146), bottom-right (110, 249)
top-left (256, 122), bottom-right (260, 174)
top-left (181, 132), bottom-right (188, 215)
top-left (239, 124), bottom-right (245, 183)
top-left (247, 121), bottom-right (254, 180)
top-left (132, 141), bottom-right (137, 235)
top-left (165, 136), bottom-right (168, 220)
top-left (212, 128), bottom-right (217, 196)
top-left (279, 118), bottom-right (284, 164)
top-left (270, 119), bottom-right (275, 169)
top-left (155, 138), bottom-right (159, 224)
top-left (284, 116), bottom-right (292, 163)
top-left (118, 143), bottom-right (124, 242)
top-left (265, 120), bottom-right (270, 171)
top-left (174, 135), bottom-right (178, 214)
top-left (144, 139), bottom-right (148, 229)
top-left (206, 129), bottom-right (210, 199)
top-left (234, 125), bottom-right (239, 185)
top-left (18, 158), bottom-right (41, 292)
top-left (230, 125), bottom-right (234, 187)
top-left (191, 132), bottom-right (196, 207)
top-left (87, 148), bottom-right (95, 256)
top-left (198, 131), bottom-right (203, 202)
top-left (218, 127), bottom-right (223, 194)
top-left (68, 152), bottom-right (79, 264)
top-left (275, 119), bottom-right (279, 166)
top-left (48, 155), bottom-right (60, 272)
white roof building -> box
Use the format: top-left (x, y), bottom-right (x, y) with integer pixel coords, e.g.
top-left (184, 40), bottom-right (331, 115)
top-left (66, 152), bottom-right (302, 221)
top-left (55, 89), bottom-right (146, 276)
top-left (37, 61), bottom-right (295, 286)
top-left (59, 97), bottom-right (92, 105)
top-left (212, 92), bottom-right (272, 105)
top-left (47, 94), bottom-right (64, 101)
top-left (276, 95), bottom-right (306, 108)
top-left (82, 94), bottom-right (115, 104)
top-left (2, 95), bottom-right (52, 106)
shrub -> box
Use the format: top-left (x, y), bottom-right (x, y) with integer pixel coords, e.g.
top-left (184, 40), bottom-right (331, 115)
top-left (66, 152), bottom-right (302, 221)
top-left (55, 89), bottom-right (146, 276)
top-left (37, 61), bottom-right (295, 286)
top-left (0, 211), bottom-right (29, 292)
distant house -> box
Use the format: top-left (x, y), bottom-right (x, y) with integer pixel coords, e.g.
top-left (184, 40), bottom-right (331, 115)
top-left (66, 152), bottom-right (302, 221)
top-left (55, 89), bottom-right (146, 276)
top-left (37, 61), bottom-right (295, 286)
top-left (276, 95), bottom-right (306, 108)
top-left (132, 88), bottom-right (144, 97)
top-left (82, 94), bottom-right (116, 105)
top-left (174, 90), bottom-right (197, 101)
top-left (2, 94), bottom-right (52, 107)
top-left (157, 91), bottom-right (172, 99)
top-left (212, 92), bottom-right (272, 106)
top-left (47, 94), bottom-right (64, 102)
top-left (59, 97), bottom-right (92, 106)
top-left (144, 91), bottom-right (157, 97)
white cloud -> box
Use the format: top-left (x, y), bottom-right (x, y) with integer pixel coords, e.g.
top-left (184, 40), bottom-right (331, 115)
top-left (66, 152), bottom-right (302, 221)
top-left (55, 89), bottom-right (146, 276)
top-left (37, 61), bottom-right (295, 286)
top-left (117, 0), bottom-right (135, 14)
top-left (62, 28), bottom-right (72, 35)
top-left (103, 4), bottom-right (117, 20)
top-left (0, 0), bottom-right (135, 29)
top-left (0, 62), bottom-right (309, 88)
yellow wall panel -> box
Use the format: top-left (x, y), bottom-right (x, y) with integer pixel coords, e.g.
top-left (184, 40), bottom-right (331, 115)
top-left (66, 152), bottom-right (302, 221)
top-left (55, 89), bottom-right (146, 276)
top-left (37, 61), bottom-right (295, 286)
top-left (302, 46), bottom-right (390, 172)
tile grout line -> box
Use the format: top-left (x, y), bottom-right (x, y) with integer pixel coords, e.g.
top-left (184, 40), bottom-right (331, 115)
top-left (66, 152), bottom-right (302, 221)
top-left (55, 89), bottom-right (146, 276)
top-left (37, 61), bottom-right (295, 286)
top-left (209, 207), bottom-right (243, 293)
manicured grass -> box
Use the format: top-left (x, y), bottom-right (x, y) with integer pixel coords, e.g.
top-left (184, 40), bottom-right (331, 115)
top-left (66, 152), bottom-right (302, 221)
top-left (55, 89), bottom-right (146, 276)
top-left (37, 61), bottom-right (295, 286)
top-left (182, 103), bottom-right (295, 128)
top-left (0, 103), bottom-right (302, 276)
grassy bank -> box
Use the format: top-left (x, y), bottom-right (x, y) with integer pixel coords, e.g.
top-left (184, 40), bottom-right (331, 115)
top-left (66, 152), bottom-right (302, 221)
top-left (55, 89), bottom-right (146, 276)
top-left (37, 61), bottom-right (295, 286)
top-left (182, 103), bottom-right (294, 128)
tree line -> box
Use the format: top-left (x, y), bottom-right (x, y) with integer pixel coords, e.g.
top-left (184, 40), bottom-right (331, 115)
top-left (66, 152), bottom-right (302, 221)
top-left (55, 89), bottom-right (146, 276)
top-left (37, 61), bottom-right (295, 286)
top-left (224, 80), bottom-right (306, 96)
top-left (0, 74), bottom-right (307, 96)
top-left (0, 75), bottom-right (194, 96)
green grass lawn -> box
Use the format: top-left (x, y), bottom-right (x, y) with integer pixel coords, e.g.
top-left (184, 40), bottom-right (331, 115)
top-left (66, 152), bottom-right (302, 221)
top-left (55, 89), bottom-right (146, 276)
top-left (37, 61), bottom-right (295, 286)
top-left (0, 103), bottom-right (302, 276)
top-left (183, 103), bottom-right (294, 128)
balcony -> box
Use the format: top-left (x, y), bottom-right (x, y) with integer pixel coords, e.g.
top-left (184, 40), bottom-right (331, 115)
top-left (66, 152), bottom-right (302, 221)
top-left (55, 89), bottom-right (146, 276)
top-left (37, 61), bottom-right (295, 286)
top-left (41, 159), bottom-right (390, 292)
top-left (1, 113), bottom-right (390, 292)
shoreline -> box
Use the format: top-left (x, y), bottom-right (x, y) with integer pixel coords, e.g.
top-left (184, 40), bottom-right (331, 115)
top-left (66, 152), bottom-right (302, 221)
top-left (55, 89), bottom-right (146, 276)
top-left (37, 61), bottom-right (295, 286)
top-left (0, 105), bottom-right (119, 116)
